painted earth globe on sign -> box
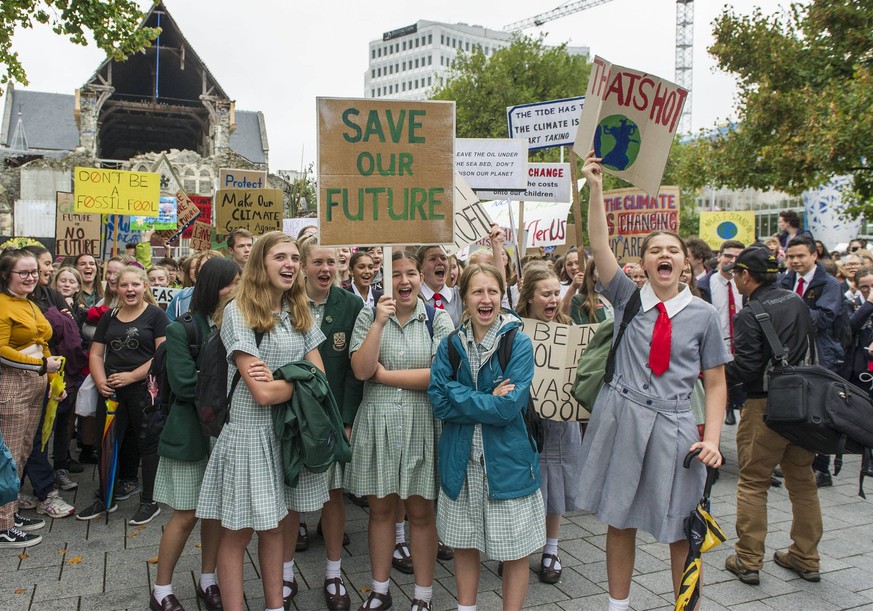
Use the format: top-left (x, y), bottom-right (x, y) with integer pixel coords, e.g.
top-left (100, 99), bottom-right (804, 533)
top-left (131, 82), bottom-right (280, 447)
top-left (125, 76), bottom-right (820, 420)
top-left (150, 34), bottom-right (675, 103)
top-left (717, 221), bottom-right (739, 240)
top-left (594, 114), bottom-right (641, 171)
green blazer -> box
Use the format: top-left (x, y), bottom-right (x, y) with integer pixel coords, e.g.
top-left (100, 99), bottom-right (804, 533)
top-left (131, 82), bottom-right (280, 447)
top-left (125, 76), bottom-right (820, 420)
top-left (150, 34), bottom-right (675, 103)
top-left (158, 312), bottom-right (211, 462)
top-left (318, 285), bottom-right (364, 426)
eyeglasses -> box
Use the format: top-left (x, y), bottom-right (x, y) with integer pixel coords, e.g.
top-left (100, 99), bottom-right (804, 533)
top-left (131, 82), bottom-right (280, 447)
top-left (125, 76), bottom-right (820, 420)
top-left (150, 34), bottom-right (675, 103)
top-left (11, 270), bottom-right (39, 279)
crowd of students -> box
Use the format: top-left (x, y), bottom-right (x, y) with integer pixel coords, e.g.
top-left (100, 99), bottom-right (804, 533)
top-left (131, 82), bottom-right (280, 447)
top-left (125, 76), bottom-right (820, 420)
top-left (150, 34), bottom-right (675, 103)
top-left (2, 155), bottom-right (865, 610)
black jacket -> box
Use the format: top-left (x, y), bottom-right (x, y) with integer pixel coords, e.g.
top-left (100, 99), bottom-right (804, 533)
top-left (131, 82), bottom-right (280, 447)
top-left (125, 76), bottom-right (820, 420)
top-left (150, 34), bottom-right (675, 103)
top-left (726, 284), bottom-right (815, 397)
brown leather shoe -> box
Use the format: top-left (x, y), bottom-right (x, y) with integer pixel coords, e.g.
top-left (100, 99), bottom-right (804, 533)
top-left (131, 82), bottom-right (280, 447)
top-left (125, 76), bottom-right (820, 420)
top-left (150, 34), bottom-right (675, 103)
top-left (437, 541), bottom-right (454, 560)
top-left (150, 593), bottom-right (185, 611)
top-left (774, 550), bottom-right (820, 582)
top-left (196, 584), bottom-right (223, 610)
top-left (324, 577), bottom-right (351, 610)
top-left (283, 578), bottom-right (298, 610)
top-left (539, 553), bottom-right (562, 584)
top-left (296, 523), bottom-right (309, 551)
top-left (358, 590), bottom-right (392, 610)
top-left (391, 542), bottom-right (414, 574)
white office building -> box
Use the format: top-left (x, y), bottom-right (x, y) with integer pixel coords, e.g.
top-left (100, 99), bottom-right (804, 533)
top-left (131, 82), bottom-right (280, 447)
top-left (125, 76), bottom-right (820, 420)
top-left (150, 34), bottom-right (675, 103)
top-left (365, 20), bottom-right (588, 101)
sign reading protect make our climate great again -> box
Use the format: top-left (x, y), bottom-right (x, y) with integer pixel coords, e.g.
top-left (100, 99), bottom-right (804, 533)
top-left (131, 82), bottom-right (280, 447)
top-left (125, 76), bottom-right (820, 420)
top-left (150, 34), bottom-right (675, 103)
top-left (73, 167), bottom-right (160, 215)
top-left (573, 56), bottom-right (688, 198)
top-left (317, 98), bottom-right (455, 247)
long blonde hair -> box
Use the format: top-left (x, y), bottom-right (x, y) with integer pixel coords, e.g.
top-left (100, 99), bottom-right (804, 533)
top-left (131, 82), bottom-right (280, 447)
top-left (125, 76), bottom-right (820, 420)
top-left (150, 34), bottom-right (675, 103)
top-left (515, 266), bottom-right (571, 324)
top-left (235, 231), bottom-right (312, 333)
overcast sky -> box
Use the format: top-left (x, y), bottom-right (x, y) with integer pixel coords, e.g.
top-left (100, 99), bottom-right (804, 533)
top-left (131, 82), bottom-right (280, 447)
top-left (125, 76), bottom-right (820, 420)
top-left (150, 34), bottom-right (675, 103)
top-left (10, 0), bottom-right (793, 172)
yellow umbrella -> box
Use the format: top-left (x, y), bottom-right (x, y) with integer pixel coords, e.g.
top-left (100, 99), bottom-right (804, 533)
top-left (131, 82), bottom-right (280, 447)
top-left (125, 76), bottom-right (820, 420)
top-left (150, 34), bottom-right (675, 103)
top-left (40, 357), bottom-right (66, 452)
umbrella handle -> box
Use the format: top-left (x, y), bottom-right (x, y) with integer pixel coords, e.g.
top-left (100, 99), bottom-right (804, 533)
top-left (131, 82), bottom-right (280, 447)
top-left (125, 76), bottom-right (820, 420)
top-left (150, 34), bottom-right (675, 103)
top-left (683, 449), bottom-right (721, 498)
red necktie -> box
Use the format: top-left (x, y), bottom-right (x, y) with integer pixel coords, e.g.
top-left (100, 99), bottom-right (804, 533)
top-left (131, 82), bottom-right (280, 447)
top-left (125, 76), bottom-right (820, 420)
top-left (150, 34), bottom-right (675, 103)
top-left (796, 277), bottom-right (805, 297)
top-left (433, 292), bottom-right (444, 309)
top-left (727, 283), bottom-right (737, 354)
top-left (649, 302), bottom-right (671, 376)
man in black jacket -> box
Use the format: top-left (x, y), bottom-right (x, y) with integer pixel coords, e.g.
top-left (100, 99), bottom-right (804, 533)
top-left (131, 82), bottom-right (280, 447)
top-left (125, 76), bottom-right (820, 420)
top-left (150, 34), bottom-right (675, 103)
top-left (722, 246), bottom-right (823, 586)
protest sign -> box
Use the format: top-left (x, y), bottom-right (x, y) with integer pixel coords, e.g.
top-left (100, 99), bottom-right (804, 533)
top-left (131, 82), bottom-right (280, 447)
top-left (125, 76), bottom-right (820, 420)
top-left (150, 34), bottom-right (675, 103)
top-left (183, 195), bottom-right (212, 238)
top-left (219, 168), bottom-right (268, 190)
top-left (573, 56), bottom-right (688, 197)
top-left (455, 138), bottom-right (528, 192)
top-left (55, 191), bottom-right (101, 257)
top-left (522, 318), bottom-right (599, 421)
top-left (317, 97), bottom-right (455, 246)
top-left (154, 191), bottom-right (201, 243)
top-left (190, 221), bottom-right (213, 251)
top-left (282, 218), bottom-right (319, 240)
top-left (477, 163), bottom-right (571, 203)
top-left (450, 173), bottom-right (494, 254)
top-left (507, 97), bottom-right (584, 150)
top-left (699, 211), bottom-right (756, 249)
top-left (73, 167), bottom-right (160, 215)
top-left (481, 200), bottom-right (571, 248)
top-left (151, 286), bottom-right (178, 306)
top-left (215, 188), bottom-right (283, 234)
top-left (604, 186), bottom-right (680, 263)
top-left (131, 195), bottom-right (177, 230)
top-left (103, 215), bottom-right (139, 255)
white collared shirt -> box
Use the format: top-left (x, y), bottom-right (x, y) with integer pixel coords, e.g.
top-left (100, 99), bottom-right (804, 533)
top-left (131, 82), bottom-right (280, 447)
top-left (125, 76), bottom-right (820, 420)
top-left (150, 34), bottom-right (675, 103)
top-left (793, 268), bottom-right (816, 296)
top-left (640, 281), bottom-right (693, 318)
top-left (711, 272), bottom-right (743, 353)
top-left (420, 283), bottom-right (455, 304)
top-left (351, 283), bottom-right (374, 307)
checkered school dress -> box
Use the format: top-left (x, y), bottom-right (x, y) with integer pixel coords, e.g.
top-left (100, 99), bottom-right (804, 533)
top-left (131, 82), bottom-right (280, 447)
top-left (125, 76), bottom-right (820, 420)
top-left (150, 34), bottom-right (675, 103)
top-left (345, 301), bottom-right (453, 500)
top-left (154, 454), bottom-right (209, 511)
top-left (436, 317), bottom-right (546, 561)
top-left (196, 301), bottom-right (327, 530)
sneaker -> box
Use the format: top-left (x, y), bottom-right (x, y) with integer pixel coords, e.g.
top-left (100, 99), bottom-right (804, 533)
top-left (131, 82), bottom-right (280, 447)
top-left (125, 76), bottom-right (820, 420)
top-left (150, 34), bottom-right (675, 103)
top-left (815, 470), bottom-right (833, 488)
top-left (76, 498), bottom-right (118, 521)
top-left (114, 480), bottom-right (141, 501)
top-left (725, 554), bottom-right (760, 585)
top-left (0, 526), bottom-right (42, 548)
top-left (14, 513), bottom-right (45, 532)
top-left (54, 469), bottom-right (78, 491)
top-left (66, 459), bottom-right (84, 474)
top-left (17, 493), bottom-right (38, 510)
top-left (37, 491), bottom-right (76, 518)
top-left (773, 550), bottom-right (821, 582)
top-left (129, 501), bottom-right (161, 525)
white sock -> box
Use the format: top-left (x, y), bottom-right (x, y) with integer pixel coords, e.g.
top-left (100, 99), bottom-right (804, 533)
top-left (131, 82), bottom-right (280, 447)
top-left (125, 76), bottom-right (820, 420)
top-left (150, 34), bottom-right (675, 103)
top-left (458, 605), bottom-right (477, 611)
top-left (413, 584), bottom-right (433, 602)
top-left (266, 607), bottom-right (284, 611)
top-left (544, 537), bottom-right (559, 556)
top-left (395, 522), bottom-right (405, 544)
top-left (300, 512), bottom-right (307, 526)
top-left (199, 572), bottom-right (217, 589)
top-left (608, 595), bottom-right (630, 611)
top-left (282, 560), bottom-right (295, 598)
top-left (372, 578), bottom-right (390, 594)
top-left (325, 558), bottom-right (345, 595)
top-left (153, 584), bottom-right (173, 602)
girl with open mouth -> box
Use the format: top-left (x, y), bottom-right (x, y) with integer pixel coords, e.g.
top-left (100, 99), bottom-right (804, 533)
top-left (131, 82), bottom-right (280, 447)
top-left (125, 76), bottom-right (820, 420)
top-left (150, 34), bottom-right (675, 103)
top-left (347, 251), bottom-right (382, 307)
top-left (574, 151), bottom-right (729, 611)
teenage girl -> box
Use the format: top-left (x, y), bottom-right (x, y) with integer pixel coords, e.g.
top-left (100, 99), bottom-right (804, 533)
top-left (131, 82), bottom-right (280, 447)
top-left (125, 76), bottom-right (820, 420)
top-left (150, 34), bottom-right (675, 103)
top-left (150, 257), bottom-right (240, 611)
top-left (570, 259), bottom-right (611, 325)
top-left (347, 251), bottom-right (381, 306)
top-left (515, 265), bottom-right (582, 585)
top-left (347, 251), bottom-right (453, 611)
top-left (578, 152), bottom-right (727, 611)
top-left (73, 254), bottom-right (101, 307)
top-left (428, 263), bottom-right (544, 611)
top-left (195, 232), bottom-right (325, 611)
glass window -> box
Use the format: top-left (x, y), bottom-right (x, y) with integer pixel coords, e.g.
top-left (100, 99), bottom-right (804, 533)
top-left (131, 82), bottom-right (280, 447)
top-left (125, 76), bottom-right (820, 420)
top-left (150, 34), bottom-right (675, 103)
top-left (402, 82), bottom-right (406, 92)
top-left (402, 41), bottom-right (406, 51)
top-left (441, 34), bottom-right (444, 45)
top-left (428, 76), bottom-right (432, 86)
top-left (466, 41), bottom-right (470, 51)
top-left (371, 49), bottom-right (375, 59)
top-left (428, 56), bottom-right (432, 65)
top-left (428, 34), bottom-right (432, 44)
top-left (402, 61), bottom-right (406, 70)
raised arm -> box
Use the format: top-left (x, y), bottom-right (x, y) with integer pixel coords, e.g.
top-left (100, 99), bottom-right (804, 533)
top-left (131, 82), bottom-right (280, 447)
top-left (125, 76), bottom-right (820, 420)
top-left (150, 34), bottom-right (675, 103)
top-left (582, 151), bottom-right (618, 287)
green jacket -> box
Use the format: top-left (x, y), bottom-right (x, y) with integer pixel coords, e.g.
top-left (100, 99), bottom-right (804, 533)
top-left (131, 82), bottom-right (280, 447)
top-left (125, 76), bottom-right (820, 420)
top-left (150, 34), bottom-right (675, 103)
top-left (158, 312), bottom-right (210, 462)
top-left (272, 361), bottom-right (351, 487)
top-left (318, 286), bottom-right (364, 426)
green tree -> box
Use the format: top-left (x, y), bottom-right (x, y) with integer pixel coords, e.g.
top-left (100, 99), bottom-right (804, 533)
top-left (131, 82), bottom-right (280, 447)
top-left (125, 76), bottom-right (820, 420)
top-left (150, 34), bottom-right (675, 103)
top-left (0, 0), bottom-right (159, 93)
top-left (683, 1), bottom-right (873, 215)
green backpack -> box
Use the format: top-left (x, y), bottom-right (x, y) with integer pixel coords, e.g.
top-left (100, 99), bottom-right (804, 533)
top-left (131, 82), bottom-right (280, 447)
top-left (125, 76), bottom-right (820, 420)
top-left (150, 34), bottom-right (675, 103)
top-left (572, 289), bottom-right (641, 413)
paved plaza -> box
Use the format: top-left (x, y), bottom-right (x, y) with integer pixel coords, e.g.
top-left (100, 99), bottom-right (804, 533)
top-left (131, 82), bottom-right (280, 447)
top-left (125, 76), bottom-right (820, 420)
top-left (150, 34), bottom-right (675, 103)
top-left (3, 421), bottom-right (873, 610)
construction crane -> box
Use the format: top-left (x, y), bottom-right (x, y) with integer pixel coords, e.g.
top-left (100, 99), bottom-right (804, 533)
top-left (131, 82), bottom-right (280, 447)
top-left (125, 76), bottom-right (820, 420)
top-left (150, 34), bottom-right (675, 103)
top-left (504, 0), bottom-right (694, 134)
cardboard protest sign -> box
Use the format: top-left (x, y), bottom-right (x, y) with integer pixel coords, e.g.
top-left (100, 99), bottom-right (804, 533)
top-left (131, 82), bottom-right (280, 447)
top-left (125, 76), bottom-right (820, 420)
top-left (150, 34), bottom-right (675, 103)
top-left (522, 318), bottom-right (599, 421)
top-left (477, 163), bottom-right (571, 203)
top-left (154, 191), bottom-right (201, 243)
top-left (151, 286), bottom-right (178, 306)
top-left (219, 168), bottom-right (268, 190)
top-left (215, 188), bottom-right (283, 234)
top-left (103, 215), bottom-right (140, 255)
top-left (604, 186), bottom-right (680, 263)
top-left (481, 200), bottom-right (572, 248)
top-left (506, 97), bottom-right (584, 150)
top-left (282, 218), bottom-right (319, 240)
top-left (699, 211), bottom-right (756, 249)
top-left (190, 221), bottom-right (213, 251)
top-left (450, 173), bottom-right (494, 254)
top-left (74, 167), bottom-right (160, 215)
top-left (455, 138), bottom-right (528, 192)
top-left (573, 56), bottom-right (688, 197)
top-left (317, 97), bottom-right (455, 246)
top-left (131, 195), bottom-right (177, 230)
top-left (55, 191), bottom-right (102, 257)
top-left (182, 195), bottom-right (212, 238)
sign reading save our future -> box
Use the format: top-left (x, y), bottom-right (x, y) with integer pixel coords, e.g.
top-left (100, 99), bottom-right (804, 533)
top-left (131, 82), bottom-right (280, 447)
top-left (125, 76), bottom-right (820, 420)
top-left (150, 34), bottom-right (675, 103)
top-left (317, 98), bottom-right (455, 246)
top-left (73, 167), bottom-right (161, 215)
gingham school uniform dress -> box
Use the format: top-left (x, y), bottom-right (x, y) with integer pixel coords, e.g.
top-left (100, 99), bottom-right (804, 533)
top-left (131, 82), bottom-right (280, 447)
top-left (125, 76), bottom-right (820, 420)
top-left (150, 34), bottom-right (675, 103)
top-left (155, 449), bottom-right (211, 511)
top-left (575, 273), bottom-right (729, 543)
top-left (196, 301), bottom-right (326, 530)
top-left (345, 300), bottom-right (453, 500)
top-left (436, 316), bottom-right (546, 561)
top-left (539, 418), bottom-right (583, 515)
top-left (310, 299), bottom-right (343, 491)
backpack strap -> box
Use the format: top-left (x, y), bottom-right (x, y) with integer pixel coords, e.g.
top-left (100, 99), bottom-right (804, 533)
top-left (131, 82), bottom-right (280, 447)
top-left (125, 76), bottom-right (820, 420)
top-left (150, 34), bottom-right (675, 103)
top-left (178, 312), bottom-right (201, 361)
top-left (748, 300), bottom-right (790, 366)
top-left (446, 328), bottom-right (462, 380)
top-left (604, 288), bottom-right (642, 385)
top-left (496, 327), bottom-right (519, 372)
top-left (423, 302), bottom-right (436, 338)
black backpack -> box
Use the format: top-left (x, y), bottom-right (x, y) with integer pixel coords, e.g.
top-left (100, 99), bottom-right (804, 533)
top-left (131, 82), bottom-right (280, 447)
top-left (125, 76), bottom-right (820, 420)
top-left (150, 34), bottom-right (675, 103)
top-left (446, 326), bottom-right (544, 453)
top-left (195, 323), bottom-right (264, 437)
top-left (142, 313), bottom-right (200, 451)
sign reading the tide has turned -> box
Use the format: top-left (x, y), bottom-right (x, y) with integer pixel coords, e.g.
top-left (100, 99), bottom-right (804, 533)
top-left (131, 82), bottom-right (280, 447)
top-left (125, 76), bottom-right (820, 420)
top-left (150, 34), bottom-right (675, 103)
top-left (73, 167), bottom-right (160, 215)
top-left (317, 98), bottom-right (455, 246)
top-left (215, 188), bottom-right (283, 234)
